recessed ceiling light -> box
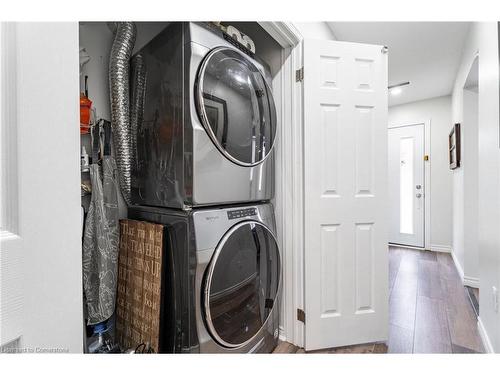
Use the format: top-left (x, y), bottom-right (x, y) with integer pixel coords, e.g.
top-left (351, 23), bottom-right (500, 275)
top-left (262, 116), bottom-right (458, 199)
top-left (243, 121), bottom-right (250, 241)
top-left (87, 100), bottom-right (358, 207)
top-left (388, 81), bottom-right (410, 96)
top-left (390, 87), bottom-right (402, 96)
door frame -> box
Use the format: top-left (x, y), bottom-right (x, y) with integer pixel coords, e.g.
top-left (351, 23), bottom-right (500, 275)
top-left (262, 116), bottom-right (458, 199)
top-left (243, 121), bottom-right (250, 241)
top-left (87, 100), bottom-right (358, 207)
top-left (388, 120), bottom-right (431, 250)
top-left (258, 22), bottom-right (304, 347)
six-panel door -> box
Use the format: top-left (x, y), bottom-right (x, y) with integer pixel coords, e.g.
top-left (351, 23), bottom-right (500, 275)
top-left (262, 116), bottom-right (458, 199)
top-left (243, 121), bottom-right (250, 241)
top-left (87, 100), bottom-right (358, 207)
top-left (303, 39), bottom-right (389, 351)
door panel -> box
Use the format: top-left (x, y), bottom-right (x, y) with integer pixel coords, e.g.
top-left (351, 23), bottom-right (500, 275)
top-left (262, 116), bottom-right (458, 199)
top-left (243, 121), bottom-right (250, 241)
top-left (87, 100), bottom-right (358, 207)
top-left (303, 39), bottom-right (388, 351)
top-left (388, 124), bottom-right (425, 247)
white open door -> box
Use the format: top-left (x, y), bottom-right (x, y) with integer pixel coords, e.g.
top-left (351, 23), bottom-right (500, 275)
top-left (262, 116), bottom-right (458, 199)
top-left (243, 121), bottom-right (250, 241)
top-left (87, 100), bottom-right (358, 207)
top-left (1, 23), bottom-right (83, 353)
top-left (303, 39), bottom-right (388, 351)
top-left (388, 124), bottom-right (425, 247)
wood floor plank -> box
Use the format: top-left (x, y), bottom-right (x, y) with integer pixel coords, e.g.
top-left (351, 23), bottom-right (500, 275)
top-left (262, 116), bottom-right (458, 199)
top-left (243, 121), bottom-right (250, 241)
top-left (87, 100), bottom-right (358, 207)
top-left (389, 248), bottom-right (402, 296)
top-left (389, 292), bottom-right (416, 331)
top-left (328, 343), bottom-right (375, 353)
top-left (373, 343), bottom-right (388, 353)
top-left (436, 252), bottom-right (460, 281)
top-left (420, 250), bottom-right (437, 262)
top-left (388, 324), bottom-right (413, 353)
top-left (273, 341), bottom-right (299, 353)
top-left (418, 259), bottom-right (444, 300)
top-left (442, 278), bottom-right (484, 352)
top-left (413, 295), bottom-right (452, 353)
top-left (398, 249), bottom-right (421, 276)
top-left (391, 268), bottom-right (418, 299)
top-left (452, 344), bottom-right (480, 354)
top-left (274, 249), bottom-right (483, 355)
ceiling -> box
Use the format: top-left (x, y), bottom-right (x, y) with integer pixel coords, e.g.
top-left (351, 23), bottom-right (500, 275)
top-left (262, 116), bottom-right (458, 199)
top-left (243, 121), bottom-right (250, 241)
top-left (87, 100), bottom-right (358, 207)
top-left (327, 22), bottom-right (471, 106)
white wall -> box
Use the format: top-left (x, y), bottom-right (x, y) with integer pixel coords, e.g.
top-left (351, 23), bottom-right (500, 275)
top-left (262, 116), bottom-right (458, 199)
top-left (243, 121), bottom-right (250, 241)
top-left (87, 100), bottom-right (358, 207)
top-left (388, 95), bottom-right (453, 251)
top-left (294, 22), bottom-right (336, 40)
top-left (463, 88), bottom-right (479, 282)
top-left (451, 22), bottom-right (500, 352)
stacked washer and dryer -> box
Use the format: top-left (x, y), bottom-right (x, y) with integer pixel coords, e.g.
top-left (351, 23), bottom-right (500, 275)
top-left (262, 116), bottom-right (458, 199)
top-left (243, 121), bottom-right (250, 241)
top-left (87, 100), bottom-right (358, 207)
top-left (129, 22), bottom-right (281, 353)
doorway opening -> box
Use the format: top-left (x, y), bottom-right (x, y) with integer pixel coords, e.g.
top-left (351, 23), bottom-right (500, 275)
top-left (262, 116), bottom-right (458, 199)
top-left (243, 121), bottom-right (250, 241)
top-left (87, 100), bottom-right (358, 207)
top-left (462, 55), bottom-right (479, 316)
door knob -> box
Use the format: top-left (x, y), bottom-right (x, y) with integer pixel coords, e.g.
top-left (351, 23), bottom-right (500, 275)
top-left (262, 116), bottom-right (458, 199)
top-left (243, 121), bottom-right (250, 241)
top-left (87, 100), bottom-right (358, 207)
top-left (416, 193), bottom-right (422, 198)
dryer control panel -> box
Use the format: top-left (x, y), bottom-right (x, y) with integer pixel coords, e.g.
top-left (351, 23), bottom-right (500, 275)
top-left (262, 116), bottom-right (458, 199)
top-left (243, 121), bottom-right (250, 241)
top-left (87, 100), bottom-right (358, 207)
top-left (227, 208), bottom-right (257, 220)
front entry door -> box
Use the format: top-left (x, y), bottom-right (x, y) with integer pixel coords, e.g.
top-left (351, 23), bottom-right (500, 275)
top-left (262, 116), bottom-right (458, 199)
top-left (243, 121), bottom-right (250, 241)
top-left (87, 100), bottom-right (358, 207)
top-left (388, 124), bottom-right (425, 247)
top-left (303, 39), bottom-right (388, 351)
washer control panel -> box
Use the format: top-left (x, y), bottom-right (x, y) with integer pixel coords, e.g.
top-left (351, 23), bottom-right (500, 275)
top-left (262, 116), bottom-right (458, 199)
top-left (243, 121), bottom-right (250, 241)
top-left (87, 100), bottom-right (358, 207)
top-left (227, 207), bottom-right (257, 220)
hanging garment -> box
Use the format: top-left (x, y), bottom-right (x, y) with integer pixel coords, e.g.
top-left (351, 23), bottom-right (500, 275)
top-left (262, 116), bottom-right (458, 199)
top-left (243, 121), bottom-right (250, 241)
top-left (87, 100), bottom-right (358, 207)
top-left (83, 120), bottom-right (120, 325)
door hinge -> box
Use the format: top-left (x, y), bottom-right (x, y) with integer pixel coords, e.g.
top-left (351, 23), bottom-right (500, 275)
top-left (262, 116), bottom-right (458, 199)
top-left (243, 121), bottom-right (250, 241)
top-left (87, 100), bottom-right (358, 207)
top-left (297, 308), bottom-right (305, 323)
top-left (296, 67), bottom-right (304, 82)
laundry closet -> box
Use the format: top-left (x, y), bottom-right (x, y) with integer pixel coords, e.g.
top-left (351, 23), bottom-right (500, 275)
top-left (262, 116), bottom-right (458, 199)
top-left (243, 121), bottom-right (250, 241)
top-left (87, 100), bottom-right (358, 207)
top-left (0, 21), bottom-right (389, 354)
top-left (79, 22), bottom-right (287, 353)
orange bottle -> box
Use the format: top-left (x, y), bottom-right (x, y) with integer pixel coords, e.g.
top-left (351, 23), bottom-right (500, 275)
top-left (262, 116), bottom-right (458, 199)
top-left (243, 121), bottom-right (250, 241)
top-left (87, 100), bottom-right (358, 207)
top-left (80, 76), bottom-right (92, 134)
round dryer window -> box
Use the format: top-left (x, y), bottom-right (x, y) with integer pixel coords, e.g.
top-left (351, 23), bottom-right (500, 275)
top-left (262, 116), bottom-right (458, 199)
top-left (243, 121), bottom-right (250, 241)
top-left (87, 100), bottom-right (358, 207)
top-left (204, 221), bottom-right (281, 348)
top-left (196, 47), bottom-right (277, 166)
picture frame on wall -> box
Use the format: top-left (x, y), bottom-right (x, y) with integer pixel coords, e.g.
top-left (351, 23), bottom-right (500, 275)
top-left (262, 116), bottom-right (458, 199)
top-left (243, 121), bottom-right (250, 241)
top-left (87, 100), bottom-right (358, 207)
top-left (449, 123), bottom-right (461, 169)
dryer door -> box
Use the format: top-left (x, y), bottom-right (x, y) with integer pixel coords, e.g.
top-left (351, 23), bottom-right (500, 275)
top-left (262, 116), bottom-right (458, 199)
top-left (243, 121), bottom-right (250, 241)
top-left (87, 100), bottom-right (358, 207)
top-left (203, 221), bottom-right (281, 348)
top-left (196, 47), bottom-right (277, 167)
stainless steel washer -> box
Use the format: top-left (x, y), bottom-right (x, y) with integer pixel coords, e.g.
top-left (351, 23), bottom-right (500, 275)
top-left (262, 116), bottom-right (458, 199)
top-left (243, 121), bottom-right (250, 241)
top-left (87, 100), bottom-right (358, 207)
top-left (129, 203), bottom-right (281, 353)
top-left (132, 22), bottom-right (277, 209)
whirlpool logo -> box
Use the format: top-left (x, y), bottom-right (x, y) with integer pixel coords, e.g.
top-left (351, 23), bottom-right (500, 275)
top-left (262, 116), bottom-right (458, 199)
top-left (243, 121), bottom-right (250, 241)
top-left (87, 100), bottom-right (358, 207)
top-left (205, 216), bottom-right (220, 221)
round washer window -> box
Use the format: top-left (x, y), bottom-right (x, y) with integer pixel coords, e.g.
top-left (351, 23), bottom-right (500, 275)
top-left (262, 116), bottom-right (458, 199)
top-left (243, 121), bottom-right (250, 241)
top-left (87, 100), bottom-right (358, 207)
top-left (196, 47), bottom-right (277, 166)
top-left (204, 221), bottom-right (281, 348)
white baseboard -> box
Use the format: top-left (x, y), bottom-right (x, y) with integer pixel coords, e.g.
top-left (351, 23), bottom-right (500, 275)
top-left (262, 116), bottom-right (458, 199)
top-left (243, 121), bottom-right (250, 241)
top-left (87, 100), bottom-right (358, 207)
top-left (278, 325), bottom-right (286, 342)
top-left (463, 276), bottom-right (480, 289)
top-left (449, 250), bottom-right (480, 288)
top-left (450, 250), bottom-right (465, 280)
top-left (478, 317), bottom-right (494, 353)
top-left (429, 244), bottom-right (452, 253)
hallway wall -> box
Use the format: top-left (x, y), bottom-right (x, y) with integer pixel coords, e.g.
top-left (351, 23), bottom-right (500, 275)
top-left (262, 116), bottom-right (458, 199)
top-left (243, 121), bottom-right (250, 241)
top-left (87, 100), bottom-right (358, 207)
top-left (462, 89), bottom-right (479, 283)
top-left (451, 22), bottom-right (500, 353)
top-left (388, 95), bottom-right (453, 251)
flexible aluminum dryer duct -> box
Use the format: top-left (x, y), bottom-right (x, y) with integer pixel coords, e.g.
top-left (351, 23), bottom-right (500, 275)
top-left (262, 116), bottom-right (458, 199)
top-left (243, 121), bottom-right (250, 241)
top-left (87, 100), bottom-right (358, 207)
top-left (130, 54), bottom-right (146, 171)
top-left (109, 22), bottom-right (136, 205)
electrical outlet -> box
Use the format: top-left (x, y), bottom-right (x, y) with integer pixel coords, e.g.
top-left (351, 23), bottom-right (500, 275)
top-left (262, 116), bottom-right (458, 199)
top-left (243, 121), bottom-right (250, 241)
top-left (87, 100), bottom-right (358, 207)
top-left (493, 286), bottom-right (499, 313)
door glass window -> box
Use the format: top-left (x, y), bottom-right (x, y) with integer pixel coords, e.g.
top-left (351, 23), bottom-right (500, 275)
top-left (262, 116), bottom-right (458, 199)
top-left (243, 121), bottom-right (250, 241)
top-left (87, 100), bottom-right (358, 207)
top-left (400, 137), bottom-right (414, 234)
top-left (197, 48), bottom-right (277, 166)
top-left (205, 222), bottom-right (280, 347)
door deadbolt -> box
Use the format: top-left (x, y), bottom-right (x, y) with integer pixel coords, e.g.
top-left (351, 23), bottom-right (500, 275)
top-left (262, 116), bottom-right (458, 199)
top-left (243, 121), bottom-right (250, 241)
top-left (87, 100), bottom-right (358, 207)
top-left (416, 185), bottom-right (422, 189)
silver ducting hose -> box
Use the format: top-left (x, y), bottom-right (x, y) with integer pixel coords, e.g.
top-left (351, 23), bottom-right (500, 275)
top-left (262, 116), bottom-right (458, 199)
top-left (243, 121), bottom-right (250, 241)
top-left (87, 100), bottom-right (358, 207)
top-left (130, 54), bottom-right (147, 171)
top-left (109, 22), bottom-right (136, 205)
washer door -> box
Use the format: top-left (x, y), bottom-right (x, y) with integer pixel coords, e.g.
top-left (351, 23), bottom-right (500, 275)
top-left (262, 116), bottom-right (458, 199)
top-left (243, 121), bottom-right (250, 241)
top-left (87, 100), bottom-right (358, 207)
top-left (196, 47), bottom-right (277, 167)
top-left (204, 221), bottom-right (281, 348)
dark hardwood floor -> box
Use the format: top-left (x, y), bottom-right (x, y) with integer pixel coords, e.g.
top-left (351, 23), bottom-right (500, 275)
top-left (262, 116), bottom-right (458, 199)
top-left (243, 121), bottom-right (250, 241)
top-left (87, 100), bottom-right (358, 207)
top-left (274, 246), bottom-right (484, 354)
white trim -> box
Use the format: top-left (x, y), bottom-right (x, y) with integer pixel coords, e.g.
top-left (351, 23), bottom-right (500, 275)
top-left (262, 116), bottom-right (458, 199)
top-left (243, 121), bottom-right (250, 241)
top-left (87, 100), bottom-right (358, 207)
top-left (0, 22), bottom-right (19, 237)
top-left (388, 119), bottom-right (431, 249)
top-left (451, 250), bottom-right (465, 280)
top-left (429, 244), bottom-right (452, 253)
top-left (290, 41), bottom-right (304, 349)
top-left (477, 317), bottom-right (494, 353)
top-left (258, 22), bottom-right (302, 48)
top-left (278, 326), bottom-right (286, 343)
top-left (463, 276), bottom-right (480, 289)
top-left (450, 248), bottom-right (481, 288)
top-left (260, 22), bottom-right (303, 348)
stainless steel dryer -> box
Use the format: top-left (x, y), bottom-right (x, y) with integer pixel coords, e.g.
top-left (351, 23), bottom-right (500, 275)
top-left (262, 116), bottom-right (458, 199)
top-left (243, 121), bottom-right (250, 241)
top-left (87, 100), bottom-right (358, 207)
top-left (129, 203), bottom-right (281, 353)
top-left (132, 22), bottom-right (277, 209)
